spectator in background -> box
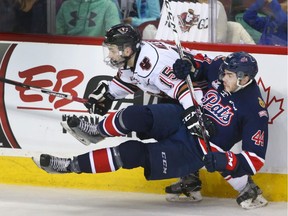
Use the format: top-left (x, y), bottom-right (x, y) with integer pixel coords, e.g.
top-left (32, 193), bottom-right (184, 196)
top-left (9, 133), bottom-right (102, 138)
top-left (234, 12), bottom-right (265, 44)
top-left (226, 21), bottom-right (256, 44)
top-left (0, 0), bottom-right (16, 32)
top-left (121, 0), bottom-right (161, 28)
top-left (14, 0), bottom-right (47, 33)
top-left (0, 0), bottom-right (47, 34)
top-left (56, 0), bottom-right (65, 12)
top-left (56, 0), bottom-right (121, 37)
top-left (243, 0), bottom-right (287, 46)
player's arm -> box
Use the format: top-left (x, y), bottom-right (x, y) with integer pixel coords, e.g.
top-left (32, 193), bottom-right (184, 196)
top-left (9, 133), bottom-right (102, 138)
top-left (109, 73), bottom-right (140, 99)
top-left (158, 51), bottom-right (208, 108)
top-left (85, 71), bottom-right (139, 115)
top-left (203, 108), bottom-right (269, 177)
top-left (268, 0), bottom-right (287, 24)
top-left (233, 110), bottom-right (269, 176)
top-left (173, 53), bottom-right (224, 83)
top-left (242, 0), bottom-right (267, 32)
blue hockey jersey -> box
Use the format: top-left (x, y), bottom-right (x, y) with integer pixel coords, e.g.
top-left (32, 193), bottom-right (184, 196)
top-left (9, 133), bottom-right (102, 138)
top-left (194, 54), bottom-right (269, 177)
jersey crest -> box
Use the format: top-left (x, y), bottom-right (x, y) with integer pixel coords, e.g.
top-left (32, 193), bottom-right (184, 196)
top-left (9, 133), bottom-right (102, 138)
top-left (258, 97), bottom-right (266, 108)
top-left (202, 89), bottom-right (234, 126)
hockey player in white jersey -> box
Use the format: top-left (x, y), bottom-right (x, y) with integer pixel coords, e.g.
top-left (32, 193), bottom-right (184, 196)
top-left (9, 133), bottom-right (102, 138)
top-left (87, 23), bottom-right (204, 201)
top-left (67, 23), bottom-right (205, 202)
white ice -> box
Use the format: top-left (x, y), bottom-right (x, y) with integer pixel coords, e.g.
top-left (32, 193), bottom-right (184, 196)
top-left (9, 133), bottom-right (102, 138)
top-left (0, 184), bottom-right (286, 216)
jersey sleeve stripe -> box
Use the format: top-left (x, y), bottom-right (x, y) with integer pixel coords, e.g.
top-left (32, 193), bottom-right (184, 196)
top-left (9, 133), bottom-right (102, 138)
top-left (112, 79), bottom-right (135, 94)
top-left (241, 151), bottom-right (265, 174)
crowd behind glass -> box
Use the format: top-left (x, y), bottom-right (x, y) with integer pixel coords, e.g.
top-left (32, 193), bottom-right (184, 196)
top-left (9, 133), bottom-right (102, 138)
top-left (0, 0), bottom-right (287, 46)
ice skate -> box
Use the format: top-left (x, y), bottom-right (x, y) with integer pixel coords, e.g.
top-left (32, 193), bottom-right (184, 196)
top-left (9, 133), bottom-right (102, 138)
top-left (165, 171), bottom-right (202, 202)
top-left (32, 154), bottom-right (81, 174)
top-left (236, 176), bottom-right (268, 210)
top-left (61, 115), bottom-right (105, 146)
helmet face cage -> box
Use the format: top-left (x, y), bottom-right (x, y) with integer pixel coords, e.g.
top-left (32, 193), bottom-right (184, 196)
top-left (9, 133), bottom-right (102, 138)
top-left (219, 52), bottom-right (258, 81)
top-left (102, 43), bottom-right (126, 69)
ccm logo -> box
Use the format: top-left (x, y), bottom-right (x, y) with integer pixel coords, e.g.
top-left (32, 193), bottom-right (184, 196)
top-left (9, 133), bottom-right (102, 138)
top-left (227, 151), bottom-right (234, 167)
top-left (161, 152), bottom-right (168, 174)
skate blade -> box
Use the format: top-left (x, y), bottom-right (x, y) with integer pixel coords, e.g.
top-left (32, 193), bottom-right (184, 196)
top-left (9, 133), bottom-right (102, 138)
top-left (239, 195), bottom-right (268, 210)
top-left (61, 121), bottom-right (91, 145)
top-left (166, 191), bottom-right (203, 203)
top-left (31, 157), bottom-right (41, 169)
top-left (60, 121), bottom-right (104, 146)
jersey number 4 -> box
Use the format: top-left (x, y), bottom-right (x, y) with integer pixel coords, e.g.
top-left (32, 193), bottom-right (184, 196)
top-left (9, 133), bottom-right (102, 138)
top-left (251, 130), bottom-right (265, 147)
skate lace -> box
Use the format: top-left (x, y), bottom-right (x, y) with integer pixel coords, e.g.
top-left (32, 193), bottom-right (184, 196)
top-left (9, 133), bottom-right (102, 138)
top-left (79, 119), bottom-right (99, 136)
top-left (50, 157), bottom-right (70, 172)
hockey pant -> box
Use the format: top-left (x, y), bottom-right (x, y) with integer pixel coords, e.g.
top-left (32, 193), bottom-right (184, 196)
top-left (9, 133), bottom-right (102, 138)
top-left (75, 104), bottom-right (205, 180)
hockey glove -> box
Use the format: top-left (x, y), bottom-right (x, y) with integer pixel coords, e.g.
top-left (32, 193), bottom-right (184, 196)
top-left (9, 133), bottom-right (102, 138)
top-left (182, 106), bottom-right (216, 139)
top-left (173, 54), bottom-right (198, 80)
top-left (203, 151), bottom-right (239, 172)
top-left (84, 81), bottom-right (115, 115)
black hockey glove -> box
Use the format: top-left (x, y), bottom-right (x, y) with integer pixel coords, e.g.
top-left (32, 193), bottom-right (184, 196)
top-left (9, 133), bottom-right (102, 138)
top-left (84, 81), bottom-right (115, 116)
top-left (182, 106), bottom-right (216, 139)
top-left (173, 54), bottom-right (198, 80)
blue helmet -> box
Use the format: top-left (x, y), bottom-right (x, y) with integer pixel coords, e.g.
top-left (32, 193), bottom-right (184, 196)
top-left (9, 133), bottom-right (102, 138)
top-left (220, 52), bottom-right (258, 79)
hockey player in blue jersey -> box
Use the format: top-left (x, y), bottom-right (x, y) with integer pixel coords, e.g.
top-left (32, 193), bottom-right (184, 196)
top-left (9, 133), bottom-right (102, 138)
top-left (165, 51), bottom-right (269, 209)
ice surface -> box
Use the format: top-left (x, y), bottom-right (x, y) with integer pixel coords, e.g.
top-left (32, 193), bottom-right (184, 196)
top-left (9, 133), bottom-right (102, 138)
top-left (0, 184), bottom-right (286, 216)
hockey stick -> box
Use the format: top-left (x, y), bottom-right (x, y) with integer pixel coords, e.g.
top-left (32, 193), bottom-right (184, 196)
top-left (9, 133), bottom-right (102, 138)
top-left (164, 0), bottom-right (211, 151)
top-left (0, 77), bottom-right (87, 103)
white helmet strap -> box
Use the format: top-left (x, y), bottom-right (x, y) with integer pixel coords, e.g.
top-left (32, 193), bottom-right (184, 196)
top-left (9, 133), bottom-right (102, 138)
top-left (233, 78), bottom-right (253, 93)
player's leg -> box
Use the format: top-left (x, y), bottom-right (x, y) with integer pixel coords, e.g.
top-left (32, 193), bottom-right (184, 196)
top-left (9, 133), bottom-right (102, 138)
top-left (33, 140), bottom-right (146, 174)
top-left (62, 103), bottom-right (184, 145)
top-left (126, 103), bottom-right (184, 140)
top-left (33, 106), bottom-right (203, 178)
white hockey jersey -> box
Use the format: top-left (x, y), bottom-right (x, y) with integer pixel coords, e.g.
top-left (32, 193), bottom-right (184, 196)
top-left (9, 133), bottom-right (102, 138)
top-left (108, 41), bottom-right (203, 109)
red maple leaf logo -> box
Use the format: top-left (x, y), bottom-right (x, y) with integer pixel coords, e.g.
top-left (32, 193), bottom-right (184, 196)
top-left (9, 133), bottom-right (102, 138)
top-left (257, 78), bottom-right (285, 124)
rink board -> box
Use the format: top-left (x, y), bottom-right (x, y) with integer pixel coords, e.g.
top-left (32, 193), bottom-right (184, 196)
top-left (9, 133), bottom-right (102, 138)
top-left (0, 156), bottom-right (286, 202)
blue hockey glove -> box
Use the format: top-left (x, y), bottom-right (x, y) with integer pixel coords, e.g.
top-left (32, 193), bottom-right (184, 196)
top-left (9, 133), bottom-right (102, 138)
top-left (182, 106), bottom-right (216, 139)
top-left (203, 151), bottom-right (239, 172)
top-left (84, 81), bottom-right (115, 116)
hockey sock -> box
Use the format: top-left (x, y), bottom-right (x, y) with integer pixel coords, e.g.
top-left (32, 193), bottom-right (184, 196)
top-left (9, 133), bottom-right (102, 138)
top-left (98, 105), bottom-right (154, 137)
top-left (98, 109), bottom-right (130, 136)
top-left (76, 148), bottom-right (122, 173)
top-left (222, 174), bottom-right (248, 192)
